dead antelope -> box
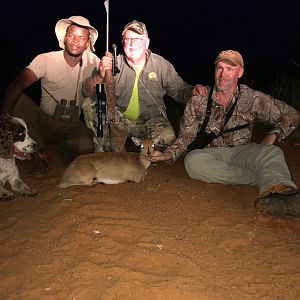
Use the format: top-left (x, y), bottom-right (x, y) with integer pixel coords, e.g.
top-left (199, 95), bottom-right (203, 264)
top-left (58, 136), bottom-right (159, 188)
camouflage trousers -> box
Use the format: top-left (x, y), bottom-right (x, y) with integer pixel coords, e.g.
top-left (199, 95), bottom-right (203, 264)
top-left (81, 97), bottom-right (176, 152)
top-left (82, 97), bottom-right (112, 152)
top-left (111, 110), bottom-right (176, 152)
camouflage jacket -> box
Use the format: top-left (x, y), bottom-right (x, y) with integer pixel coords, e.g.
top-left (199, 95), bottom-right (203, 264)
top-left (114, 50), bottom-right (194, 121)
top-left (165, 84), bottom-right (300, 161)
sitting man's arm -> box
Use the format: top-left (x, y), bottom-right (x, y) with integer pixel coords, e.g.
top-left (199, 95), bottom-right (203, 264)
top-left (1, 68), bottom-right (38, 115)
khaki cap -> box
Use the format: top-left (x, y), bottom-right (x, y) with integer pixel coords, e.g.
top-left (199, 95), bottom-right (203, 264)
top-left (122, 20), bottom-right (148, 36)
top-left (215, 50), bottom-right (244, 67)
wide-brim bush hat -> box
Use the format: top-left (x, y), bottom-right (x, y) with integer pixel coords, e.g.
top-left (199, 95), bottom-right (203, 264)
top-left (55, 16), bottom-right (98, 52)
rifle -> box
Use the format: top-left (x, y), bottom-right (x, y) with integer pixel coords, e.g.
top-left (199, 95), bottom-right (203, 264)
top-left (95, 0), bottom-right (119, 151)
top-left (95, 46), bottom-right (119, 151)
top-left (96, 82), bottom-right (105, 139)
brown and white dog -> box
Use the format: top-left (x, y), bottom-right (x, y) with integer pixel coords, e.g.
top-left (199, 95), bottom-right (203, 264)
top-left (0, 115), bottom-right (38, 200)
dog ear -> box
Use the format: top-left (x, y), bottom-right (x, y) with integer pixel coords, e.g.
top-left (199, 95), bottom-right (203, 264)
top-left (0, 117), bottom-right (14, 158)
top-left (0, 114), bottom-right (13, 124)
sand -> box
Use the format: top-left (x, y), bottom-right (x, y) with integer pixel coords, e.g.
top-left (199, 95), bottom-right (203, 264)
top-left (0, 132), bottom-right (299, 300)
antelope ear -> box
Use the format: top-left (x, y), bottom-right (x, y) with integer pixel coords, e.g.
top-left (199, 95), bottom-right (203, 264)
top-left (153, 136), bottom-right (160, 145)
top-left (131, 137), bottom-right (141, 146)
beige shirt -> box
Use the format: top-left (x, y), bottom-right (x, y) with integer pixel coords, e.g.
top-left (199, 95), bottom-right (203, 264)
top-left (27, 50), bottom-right (100, 115)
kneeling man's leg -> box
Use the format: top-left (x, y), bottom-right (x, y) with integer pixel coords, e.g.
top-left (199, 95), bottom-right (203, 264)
top-left (184, 147), bottom-right (256, 185)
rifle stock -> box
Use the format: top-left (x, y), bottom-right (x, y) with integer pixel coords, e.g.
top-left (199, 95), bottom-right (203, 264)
top-left (104, 70), bottom-right (116, 124)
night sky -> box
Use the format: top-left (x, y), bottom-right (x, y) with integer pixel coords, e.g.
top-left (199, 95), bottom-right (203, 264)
top-left (1, 0), bottom-right (299, 98)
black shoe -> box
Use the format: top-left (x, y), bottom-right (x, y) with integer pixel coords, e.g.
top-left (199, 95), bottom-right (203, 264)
top-left (254, 189), bottom-right (300, 218)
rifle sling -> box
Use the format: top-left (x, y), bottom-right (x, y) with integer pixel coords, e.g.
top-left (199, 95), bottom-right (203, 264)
top-left (198, 88), bottom-right (213, 135)
top-left (219, 123), bottom-right (250, 136)
top-left (196, 85), bottom-right (250, 139)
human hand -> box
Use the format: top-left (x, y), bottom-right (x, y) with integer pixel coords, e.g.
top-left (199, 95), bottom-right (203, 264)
top-left (192, 84), bottom-right (209, 96)
top-left (94, 52), bottom-right (113, 84)
top-left (148, 150), bottom-right (173, 162)
top-left (260, 133), bottom-right (277, 145)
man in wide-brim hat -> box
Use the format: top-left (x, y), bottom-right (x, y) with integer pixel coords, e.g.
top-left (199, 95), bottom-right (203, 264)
top-left (55, 15), bottom-right (98, 52)
top-left (1, 16), bottom-right (101, 175)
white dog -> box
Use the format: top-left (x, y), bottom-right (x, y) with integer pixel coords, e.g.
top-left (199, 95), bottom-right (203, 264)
top-left (0, 115), bottom-right (38, 200)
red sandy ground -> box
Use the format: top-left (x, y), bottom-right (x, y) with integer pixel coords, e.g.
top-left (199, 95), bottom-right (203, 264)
top-left (0, 127), bottom-right (299, 300)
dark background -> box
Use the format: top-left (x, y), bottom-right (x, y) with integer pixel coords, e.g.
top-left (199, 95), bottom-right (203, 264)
top-left (1, 0), bottom-right (299, 110)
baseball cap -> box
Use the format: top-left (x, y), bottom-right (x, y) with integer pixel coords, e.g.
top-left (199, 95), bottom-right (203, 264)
top-left (214, 50), bottom-right (244, 67)
top-left (122, 20), bottom-right (148, 36)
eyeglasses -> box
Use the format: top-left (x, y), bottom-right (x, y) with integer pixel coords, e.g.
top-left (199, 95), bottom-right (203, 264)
top-left (123, 37), bottom-right (145, 46)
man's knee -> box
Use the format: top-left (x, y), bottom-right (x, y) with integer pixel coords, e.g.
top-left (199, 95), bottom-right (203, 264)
top-left (146, 119), bottom-right (175, 148)
top-left (13, 93), bottom-right (38, 118)
top-left (159, 127), bottom-right (176, 147)
top-left (184, 150), bottom-right (200, 178)
top-left (60, 126), bottom-right (94, 163)
top-left (76, 136), bottom-right (94, 153)
top-left (74, 127), bottom-right (94, 152)
top-left (255, 144), bottom-right (285, 164)
top-left (184, 150), bottom-right (211, 180)
top-left (60, 139), bottom-right (93, 164)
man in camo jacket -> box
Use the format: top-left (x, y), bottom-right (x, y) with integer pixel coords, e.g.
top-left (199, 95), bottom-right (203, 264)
top-left (150, 50), bottom-right (300, 218)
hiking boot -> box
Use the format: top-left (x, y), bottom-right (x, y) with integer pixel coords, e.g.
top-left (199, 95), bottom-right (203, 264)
top-left (29, 151), bottom-right (51, 176)
top-left (259, 183), bottom-right (296, 198)
top-left (254, 188), bottom-right (300, 218)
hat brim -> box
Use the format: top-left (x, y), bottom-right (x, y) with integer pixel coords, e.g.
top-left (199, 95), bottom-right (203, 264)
top-left (215, 58), bottom-right (239, 66)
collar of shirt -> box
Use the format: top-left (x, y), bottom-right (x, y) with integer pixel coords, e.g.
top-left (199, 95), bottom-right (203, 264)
top-left (211, 85), bottom-right (240, 112)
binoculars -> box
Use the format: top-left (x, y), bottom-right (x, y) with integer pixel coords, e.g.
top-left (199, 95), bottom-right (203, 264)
top-left (53, 99), bottom-right (80, 122)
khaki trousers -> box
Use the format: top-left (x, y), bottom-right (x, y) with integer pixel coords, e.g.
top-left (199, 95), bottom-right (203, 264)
top-left (184, 143), bottom-right (297, 195)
